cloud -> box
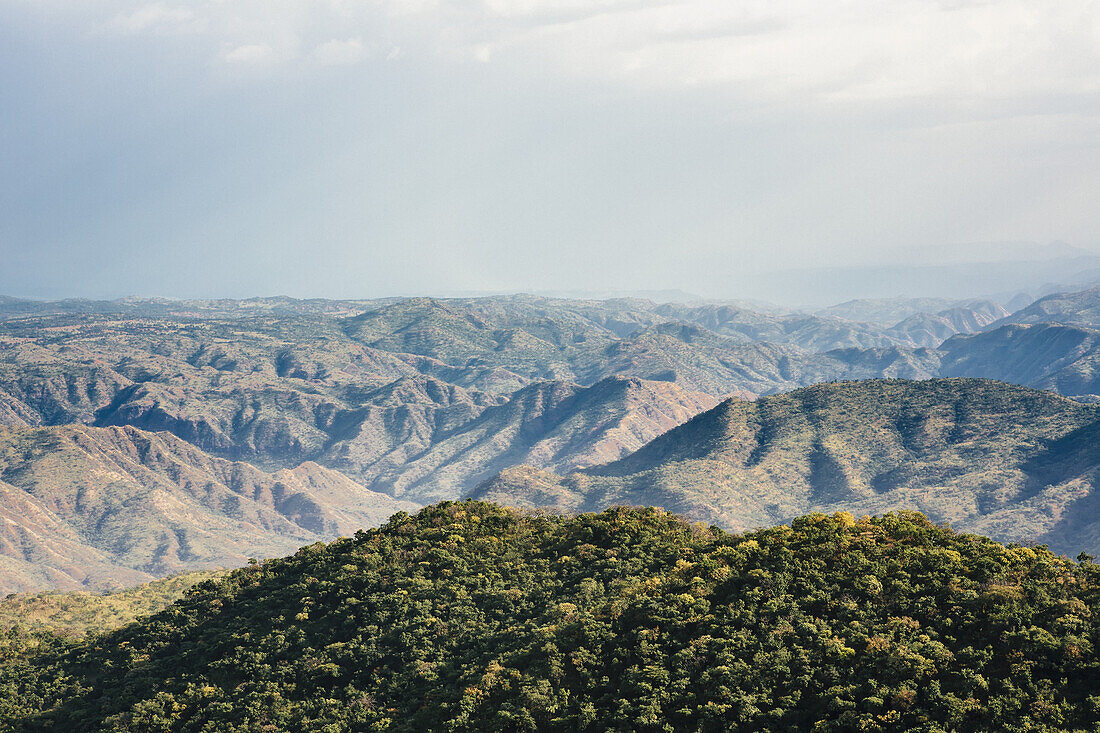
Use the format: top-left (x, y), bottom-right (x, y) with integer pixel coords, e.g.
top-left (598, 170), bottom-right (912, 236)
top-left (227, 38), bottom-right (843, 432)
top-left (105, 2), bottom-right (194, 34)
top-left (223, 43), bottom-right (279, 65)
top-left (472, 44), bottom-right (492, 63)
top-left (3, 0), bottom-right (1098, 299)
top-left (79, 0), bottom-right (1099, 115)
top-left (459, 0), bottom-right (1100, 105)
top-left (312, 37), bottom-right (365, 66)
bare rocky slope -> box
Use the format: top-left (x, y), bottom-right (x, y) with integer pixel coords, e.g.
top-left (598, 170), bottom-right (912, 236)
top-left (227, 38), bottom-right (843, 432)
top-left (339, 376), bottom-right (719, 502)
top-left (0, 424), bottom-right (417, 593)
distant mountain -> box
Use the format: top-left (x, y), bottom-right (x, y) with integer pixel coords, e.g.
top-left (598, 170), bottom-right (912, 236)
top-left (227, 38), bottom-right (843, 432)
top-left (0, 295), bottom-right (385, 320)
top-left (0, 309), bottom-right (736, 591)
top-left (344, 294), bottom-right (1008, 364)
top-left (529, 288), bottom-right (707, 303)
top-left (815, 296), bottom-right (968, 324)
top-left (6, 293), bottom-right (1100, 594)
top-left (0, 424), bottom-right (416, 593)
top-left (0, 307), bottom-right (939, 453)
top-left (476, 379), bottom-right (1100, 556)
top-left (0, 302), bottom-right (1053, 501)
top-left (939, 323), bottom-right (1100, 398)
top-left (344, 296), bottom-right (958, 393)
top-left (811, 298), bottom-right (1012, 347)
top-left (334, 376), bottom-right (719, 503)
top-left (0, 296), bottom-right (1086, 456)
top-left (570, 322), bottom-right (943, 395)
top-left (995, 287), bottom-right (1100, 328)
top-left (884, 301), bottom-right (1009, 347)
top-left (653, 303), bottom-right (903, 350)
top-left (0, 314), bottom-right (435, 464)
top-left (0, 310), bottom-right (724, 479)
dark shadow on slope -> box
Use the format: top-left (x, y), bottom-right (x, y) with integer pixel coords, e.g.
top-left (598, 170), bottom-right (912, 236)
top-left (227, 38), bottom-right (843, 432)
top-left (807, 440), bottom-right (853, 504)
top-left (1019, 419), bottom-right (1100, 500)
top-left (1036, 481), bottom-right (1100, 557)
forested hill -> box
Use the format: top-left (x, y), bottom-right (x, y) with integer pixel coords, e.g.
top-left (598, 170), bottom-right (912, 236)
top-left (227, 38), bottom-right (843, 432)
top-left (4, 501), bottom-right (1100, 731)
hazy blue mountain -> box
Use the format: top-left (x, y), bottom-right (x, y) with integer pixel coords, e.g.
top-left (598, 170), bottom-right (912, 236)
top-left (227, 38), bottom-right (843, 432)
top-left (994, 287), bottom-right (1100, 328)
top-left (885, 300), bottom-right (1010, 347)
top-left (815, 296), bottom-right (969, 324)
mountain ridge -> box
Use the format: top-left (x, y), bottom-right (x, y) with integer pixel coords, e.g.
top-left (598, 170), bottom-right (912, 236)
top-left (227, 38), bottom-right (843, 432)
top-left (475, 378), bottom-right (1100, 556)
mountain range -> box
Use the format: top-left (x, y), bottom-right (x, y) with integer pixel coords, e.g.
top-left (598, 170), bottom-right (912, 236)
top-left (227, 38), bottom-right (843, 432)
top-left (3, 287), bottom-right (1100, 590)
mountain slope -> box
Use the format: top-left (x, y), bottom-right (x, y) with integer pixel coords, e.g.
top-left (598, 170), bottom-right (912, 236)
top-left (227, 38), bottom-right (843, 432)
top-left (939, 323), bottom-right (1100, 398)
top-left (477, 379), bottom-right (1100, 555)
top-left (996, 286), bottom-right (1100, 328)
top-left (570, 323), bottom-right (941, 396)
top-left (349, 376), bottom-right (719, 502)
top-left (0, 425), bottom-right (415, 593)
top-left (5, 503), bottom-right (1100, 731)
top-left (0, 371), bottom-right (717, 590)
top-left (0, 312), bottom-right (779, 467)
top-left (0, 569), bottom-right (225, 636)
top-left (0, 479), bottom-right (151, 594)
top-left (815, 296), bottom-right (970, 324)
top-left (312, 375), bottom-right (506, 486)
top-left (7, 295), bottom-right (1100, 594)
top-left (652, 302), bottom-right (901, 350)
top-left (655, 300), bottom-right (1007, 351)
top-left (885, 301), bottom-right (1009, 348)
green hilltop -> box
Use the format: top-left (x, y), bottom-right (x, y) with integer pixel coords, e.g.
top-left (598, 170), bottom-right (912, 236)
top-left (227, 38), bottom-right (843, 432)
top-left (3, 502), bottom-right (1100, 731)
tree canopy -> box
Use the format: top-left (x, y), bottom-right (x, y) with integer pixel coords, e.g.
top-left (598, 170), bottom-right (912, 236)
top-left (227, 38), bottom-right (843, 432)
top-left (3, 501), bottom-right (1100, 732)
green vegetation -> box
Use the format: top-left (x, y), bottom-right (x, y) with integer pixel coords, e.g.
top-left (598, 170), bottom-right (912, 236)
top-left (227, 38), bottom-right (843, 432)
top-left (0, 571), bottom-right (225, 637)
top-left (2, 501), bottom-right (1100, 731)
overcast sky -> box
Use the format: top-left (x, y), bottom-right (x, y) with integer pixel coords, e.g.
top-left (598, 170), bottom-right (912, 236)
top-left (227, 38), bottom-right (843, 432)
top-left (2, 0), bottom-right (1098, 300)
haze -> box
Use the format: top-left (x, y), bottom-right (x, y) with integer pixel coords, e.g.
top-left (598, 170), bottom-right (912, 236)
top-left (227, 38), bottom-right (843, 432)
top-left (2, 0), bottom-right (1099, 303)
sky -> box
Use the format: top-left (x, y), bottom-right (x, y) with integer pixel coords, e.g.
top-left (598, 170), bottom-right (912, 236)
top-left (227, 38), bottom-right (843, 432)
top-left (1, 0), bottom-right (1099, 300)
